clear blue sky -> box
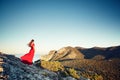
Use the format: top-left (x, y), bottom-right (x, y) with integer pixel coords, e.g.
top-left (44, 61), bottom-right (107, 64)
top-left (0, 0), bottom-right (120, 55)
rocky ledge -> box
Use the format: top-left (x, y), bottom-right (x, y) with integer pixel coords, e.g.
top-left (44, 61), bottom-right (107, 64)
top-left (0, 53), bottom-right (87, 80)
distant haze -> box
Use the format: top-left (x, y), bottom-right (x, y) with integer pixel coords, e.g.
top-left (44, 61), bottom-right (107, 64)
top-left (0, 0), bottom-right (120, 55)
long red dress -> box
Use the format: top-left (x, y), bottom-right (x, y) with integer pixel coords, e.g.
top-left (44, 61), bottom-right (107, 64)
top-left (21, 43), bottom-right (35, 65)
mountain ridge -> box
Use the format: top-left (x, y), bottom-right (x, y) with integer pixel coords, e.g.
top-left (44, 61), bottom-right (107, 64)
top-left (40, 46), bottom-right (84, 61)
top-left (76, 45), bottom-right (120, 59)
top-left (40, 45), bottom-right (120, 80)
top-left (41, 45), bottom-right (120, 61)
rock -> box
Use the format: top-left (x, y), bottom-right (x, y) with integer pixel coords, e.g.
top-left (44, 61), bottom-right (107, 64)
top-left (40, 50), bottom-right (57, 61)
top-left (0, 53), bottom-right (58, 80)
top-left (0, 57), bottom-right (5, 79)
top-left (56, 46), bottom-right (84, 60)
top-left (41, 46), bottom-right (84, 61)
top-left (63, 76), bottom-right (77, 80)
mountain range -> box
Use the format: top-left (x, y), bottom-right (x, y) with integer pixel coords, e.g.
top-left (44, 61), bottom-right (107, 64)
top-left (76, 45), bottom-right (120, 59)
top-left (39, 45), bottom-right (120, 80)
top-left (41, 45), bottom-right (120, 61)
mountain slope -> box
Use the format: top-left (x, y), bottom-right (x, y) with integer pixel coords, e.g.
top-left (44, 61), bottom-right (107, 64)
top-left (76, 45), bottom-right (120, 59)
top-left (0, 53), bottom-right (58, 80)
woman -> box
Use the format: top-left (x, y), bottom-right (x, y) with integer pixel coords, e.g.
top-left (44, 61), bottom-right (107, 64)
top-left (21, 39), bottom-right (35, 65)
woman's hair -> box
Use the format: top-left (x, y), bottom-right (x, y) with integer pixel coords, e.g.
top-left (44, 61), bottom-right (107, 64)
top-left (28, 39), bottom-right (34, 47)
top-left (31, 39), bottom-right (34, 42)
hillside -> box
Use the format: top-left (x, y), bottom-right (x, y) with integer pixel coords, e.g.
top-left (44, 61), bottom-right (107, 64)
top-left (76, 45), bottom-right (120, 59)
top-left (40, 46), bottom-right (120, 80)
top-left (60, 59), bottom-right (120, 80)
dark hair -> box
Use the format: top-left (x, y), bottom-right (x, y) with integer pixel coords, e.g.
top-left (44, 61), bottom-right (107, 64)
top-left (28, 39), bottom-right (34, 47)
top-left (31, 39), bottom-right (34, 42)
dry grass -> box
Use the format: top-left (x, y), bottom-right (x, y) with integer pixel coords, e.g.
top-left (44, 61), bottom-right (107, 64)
top-left (60, 59), bottom-right (120, 80)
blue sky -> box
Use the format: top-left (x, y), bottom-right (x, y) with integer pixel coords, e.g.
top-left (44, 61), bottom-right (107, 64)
top-left (0, 0), bottom-right (120, 55)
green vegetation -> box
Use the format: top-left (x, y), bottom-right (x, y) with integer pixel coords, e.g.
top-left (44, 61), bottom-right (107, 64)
top-left (67, 68), bottom-right (80, 79)
top-left (40, 60), bottom-right (80, 79)
top-left (41, 61), bottom-right (64, 72)
top-left (40, 60), bottom-right (104, 79)
top-left (60, 59), bottom-right (120, 80)
top-left (80, 72), bottom-right (103, 80)
top-left (37, 60), bottom-right (106, 79)
top-left (94, 74), bottom-right (103, 80)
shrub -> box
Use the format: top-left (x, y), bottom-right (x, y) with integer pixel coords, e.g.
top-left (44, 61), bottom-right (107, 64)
top-left (67, 68), bottom-right (80, 79)
top-left (41, 61), bottom-right (64, 72)
top-left (40, 61), bottom-right (80, 79)
top-left (94, 74), bottom-right (103, 80)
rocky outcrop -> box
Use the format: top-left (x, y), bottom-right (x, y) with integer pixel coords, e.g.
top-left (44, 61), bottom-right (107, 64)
top-left (0, 53), bottom-right (59, 80)
top-left (0, 53), bottom-right (81, 80)
top-left (40, 50), bottom-right (57, 61)
top-left (40, 46), bottom-right (84, 61)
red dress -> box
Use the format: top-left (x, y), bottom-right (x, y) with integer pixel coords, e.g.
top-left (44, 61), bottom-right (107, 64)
top-left (21, 43), bottom-right (35, 65)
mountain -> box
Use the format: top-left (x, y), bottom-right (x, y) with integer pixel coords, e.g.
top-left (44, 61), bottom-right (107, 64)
top-left (40, 46), bottom-right (120, 80)
top-left (76, 45), bottom-right (120, 59)
top-left (40, 46), bottom-right (84, 61)
top-left (41, 45), bottom-right (120, 61)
